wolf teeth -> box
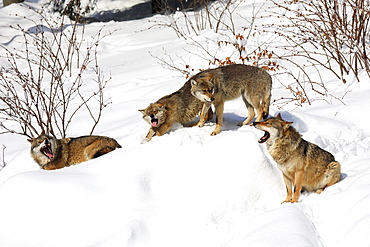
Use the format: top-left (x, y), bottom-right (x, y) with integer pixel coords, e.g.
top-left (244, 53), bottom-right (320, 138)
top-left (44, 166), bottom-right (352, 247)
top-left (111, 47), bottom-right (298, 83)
top-left (41, 144), bottom-right (54, 159)
top-left (259, 131), bottom-right (270, 143)
top-left (151, 119), bottom-right (158, 127)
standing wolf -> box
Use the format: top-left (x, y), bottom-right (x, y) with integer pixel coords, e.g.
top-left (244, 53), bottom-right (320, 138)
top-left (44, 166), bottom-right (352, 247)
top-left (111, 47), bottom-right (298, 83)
top-left (190, 64), bottom-right (272, 135)
top-left (253, 114), bottom-right (341, 203)
top-left (28, 132), bottom-right (121, 170)
top-left (139, 79), bottom-right (213, 141)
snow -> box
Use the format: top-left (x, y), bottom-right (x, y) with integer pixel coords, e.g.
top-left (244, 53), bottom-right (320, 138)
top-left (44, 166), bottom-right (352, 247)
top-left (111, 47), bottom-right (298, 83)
top-left (0, 0), bottom-right (370, 246)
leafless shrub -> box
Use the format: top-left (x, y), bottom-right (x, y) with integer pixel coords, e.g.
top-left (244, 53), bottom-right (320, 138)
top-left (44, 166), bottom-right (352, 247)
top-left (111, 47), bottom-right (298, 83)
top-left (267, 0), bottom-right (370, 83)
top-left (0, 7), bottom-right (112, 139)
top-left (150, 0), bottom-right (241, 38)
top-left (154, 0), bottom-right (364, 108)
top-left (151, 1), bottom-right (275, 73)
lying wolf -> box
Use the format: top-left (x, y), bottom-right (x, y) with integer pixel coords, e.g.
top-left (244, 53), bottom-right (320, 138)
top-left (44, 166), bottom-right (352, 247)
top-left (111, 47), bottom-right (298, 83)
top-left (139, 79), bottom-right (213, 141)
top-left (190, 64), bottom-right (272, 135)
top-left (28, 132), bottom-right (121, 170)
top-left (253, 114), bottom-right (341, 203)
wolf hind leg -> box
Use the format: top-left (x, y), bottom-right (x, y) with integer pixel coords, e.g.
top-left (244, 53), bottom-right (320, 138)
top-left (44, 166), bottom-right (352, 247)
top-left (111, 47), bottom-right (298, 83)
top-left (205, 106), bottom-right (214, 122)
top-left (261, 97), bottom-right (270, 119)
top-left (238, 93), bottom-right (255, 126)
top-left (250, 94), bottom-right (267, 123)
top-left (316, 161), bottom-right (341, 193)
top-left (85, 139), bottom-right (120, 159)
top-left (92, 146), bottom-right (116, 159)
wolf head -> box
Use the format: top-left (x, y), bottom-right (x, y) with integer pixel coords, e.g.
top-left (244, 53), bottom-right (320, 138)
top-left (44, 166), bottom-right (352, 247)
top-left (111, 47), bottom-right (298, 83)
top-left (190, 74), bottom-right (215, 103)
top-left (252, 113), bottom-right (293, 144)
top-left (28, 133), bottom-right (58, 166)
top-left (139, 103), bottom-right (167, 128)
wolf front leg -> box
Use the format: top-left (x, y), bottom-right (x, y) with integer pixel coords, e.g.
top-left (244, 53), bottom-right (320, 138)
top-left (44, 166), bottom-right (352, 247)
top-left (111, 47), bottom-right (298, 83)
top-left (282, 174), bottom-right (294, 203)
top-left (211, 100), bottom-right (224, 136)
top-left (156, 123), bottom-right (172, 136)
top-left (42, 160), bottom-right (68, 170)
top-left (145, 128), bottom-right (156, 141)
top-left (194, 103), bottom-right (212, 128)
top-left (291, 170), bottom-right (304, 203)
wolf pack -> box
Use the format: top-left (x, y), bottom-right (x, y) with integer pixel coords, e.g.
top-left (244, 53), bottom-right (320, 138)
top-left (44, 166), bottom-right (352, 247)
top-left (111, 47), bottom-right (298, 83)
top-left (28, 64), bottom-right (341, 203)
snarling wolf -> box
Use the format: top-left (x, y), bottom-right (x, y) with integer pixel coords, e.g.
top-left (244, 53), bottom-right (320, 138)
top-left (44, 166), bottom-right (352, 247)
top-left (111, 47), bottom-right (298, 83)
top-left (190, 64), bottom-right (272, 135)
top-left (253, 114), bottom-right (341, 203)
top-left (139, 79), bottom-right (213, 141)
top-left (28, 132), bottom-right (121, 170)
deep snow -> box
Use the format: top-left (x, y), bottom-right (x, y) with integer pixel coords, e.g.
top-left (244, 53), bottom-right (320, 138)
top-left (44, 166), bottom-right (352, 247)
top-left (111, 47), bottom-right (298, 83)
top-left (0, 0), bottom-right (370, 246)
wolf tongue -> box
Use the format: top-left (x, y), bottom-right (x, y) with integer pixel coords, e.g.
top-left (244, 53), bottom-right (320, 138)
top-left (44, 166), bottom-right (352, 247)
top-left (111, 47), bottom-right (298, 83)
top-left (151, 119), bottom-right (158, 127)
top-left (259, 131), bottom-right (270, 143)
top-left (41, 146), bottom-right (54, 159)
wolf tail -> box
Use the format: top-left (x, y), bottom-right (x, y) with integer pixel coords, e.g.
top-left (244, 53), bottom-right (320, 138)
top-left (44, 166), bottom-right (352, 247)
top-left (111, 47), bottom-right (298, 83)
top-left (324, 161), bottom-right (341, 186)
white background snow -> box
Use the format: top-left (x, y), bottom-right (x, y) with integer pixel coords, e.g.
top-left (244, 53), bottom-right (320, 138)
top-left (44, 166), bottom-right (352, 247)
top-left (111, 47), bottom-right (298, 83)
top-left (0, 0), bottom-right (370, 246)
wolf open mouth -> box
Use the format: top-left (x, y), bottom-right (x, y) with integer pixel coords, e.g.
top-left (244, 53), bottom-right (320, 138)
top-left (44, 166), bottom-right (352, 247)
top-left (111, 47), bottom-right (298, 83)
top-left (151, 118), bottom-right (159, 127)
top-left (41, 144), bottom-right (54, 159)
top-left (259, 131), bottom-right (270, 143)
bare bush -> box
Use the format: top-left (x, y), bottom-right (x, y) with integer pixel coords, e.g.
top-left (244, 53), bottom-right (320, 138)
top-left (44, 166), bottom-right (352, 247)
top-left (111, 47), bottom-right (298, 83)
top-left (153, 0), bottom-right (364, 108)
top-left (267, 0), bottom-right (370, 83)
top-left (151, 1), bottom-right (273, 70)
top-left (151, 0), bottom-right (241, 38)
top-left (0, 7), bottom-right (112, 138)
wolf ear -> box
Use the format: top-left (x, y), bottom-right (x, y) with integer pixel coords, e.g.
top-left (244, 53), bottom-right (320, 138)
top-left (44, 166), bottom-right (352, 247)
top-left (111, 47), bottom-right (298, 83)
top-left (190, 79), bottom-right (198, 86)
top-left (27, 138), bottom-right (34, 143)
top-left (158, 103), bottom-right (166, 109)
top-left (276, 113), bottom-right (283, 119)
top-left (206, 74), bottom-right (213, 81)
top-left (282, 121), bottom-right (293, 129)
top-left (138, 109), bottom-right (146, 115)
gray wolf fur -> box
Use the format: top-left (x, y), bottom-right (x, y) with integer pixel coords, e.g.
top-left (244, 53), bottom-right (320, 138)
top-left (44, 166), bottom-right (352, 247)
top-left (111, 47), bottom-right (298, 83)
top-left (190, 64), bottom-right (272, 135)
top-left (253, 114), bottom-right (341, 203)
top-left (28, 132), bottom-right (121, 170)
top-left (139, 79), bottom-right (213, 141)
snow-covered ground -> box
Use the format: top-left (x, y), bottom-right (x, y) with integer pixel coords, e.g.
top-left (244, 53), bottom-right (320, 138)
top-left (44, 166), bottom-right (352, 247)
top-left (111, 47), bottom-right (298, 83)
top-left (0, 0), bottom-right (370, 246)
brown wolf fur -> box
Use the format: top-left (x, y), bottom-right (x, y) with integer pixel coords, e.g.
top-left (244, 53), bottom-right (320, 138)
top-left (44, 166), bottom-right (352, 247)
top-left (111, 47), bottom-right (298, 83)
top-left (139, 79), bottom-right (213, 141)
top-left (253, 114), bottom-right (341, 203)
top-left (28, 132), bottom-right (121, 170)
top-left (190, 64), bottom-right (272, 135)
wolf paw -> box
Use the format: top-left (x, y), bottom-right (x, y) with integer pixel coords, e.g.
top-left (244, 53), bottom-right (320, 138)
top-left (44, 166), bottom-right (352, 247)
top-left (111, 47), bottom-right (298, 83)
top-left (211, 130), bottom-right (220, 136)
top-left (191, 121), bottom-right (204, 128)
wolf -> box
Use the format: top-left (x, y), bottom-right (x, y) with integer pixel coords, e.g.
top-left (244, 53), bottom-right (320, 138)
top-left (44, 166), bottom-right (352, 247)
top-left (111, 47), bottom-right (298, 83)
top-left (139, 79), bottom-right (213, 141)
top-left (28, 132), bottom-right (121, 170)
top-left (190, 64), bottom-right (272, 136)
top-left (253, 114), bottom-right (341, 203)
